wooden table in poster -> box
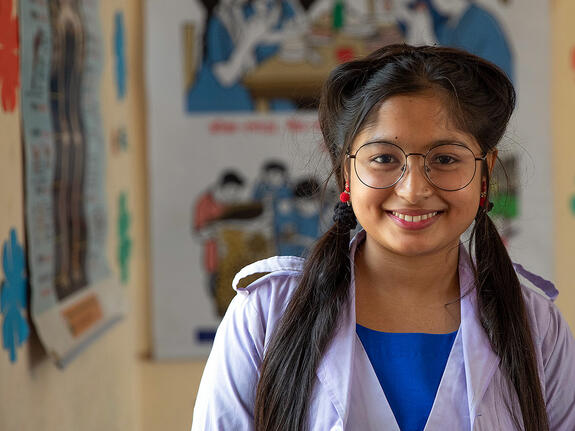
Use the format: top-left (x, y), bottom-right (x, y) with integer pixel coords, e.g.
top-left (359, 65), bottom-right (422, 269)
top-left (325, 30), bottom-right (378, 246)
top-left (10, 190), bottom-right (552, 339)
top-left (243, 34), bottom-right (371, 112)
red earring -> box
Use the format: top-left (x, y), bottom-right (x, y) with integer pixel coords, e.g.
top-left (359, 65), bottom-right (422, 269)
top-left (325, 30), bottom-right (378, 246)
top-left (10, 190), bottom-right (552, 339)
top-left (340, 182), bottom-right (351, 205)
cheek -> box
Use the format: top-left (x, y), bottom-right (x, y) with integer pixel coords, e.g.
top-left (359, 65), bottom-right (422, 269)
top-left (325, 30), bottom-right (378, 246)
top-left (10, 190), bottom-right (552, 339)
top-left (447, 187), bottom-right (481, 215)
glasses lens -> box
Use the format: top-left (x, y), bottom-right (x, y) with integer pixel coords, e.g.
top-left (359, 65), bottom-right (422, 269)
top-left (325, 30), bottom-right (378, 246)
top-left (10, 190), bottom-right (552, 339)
top-left (425, 144), bottom-right (477, 190)
top-left (354, 142), bottom-right (405, 188)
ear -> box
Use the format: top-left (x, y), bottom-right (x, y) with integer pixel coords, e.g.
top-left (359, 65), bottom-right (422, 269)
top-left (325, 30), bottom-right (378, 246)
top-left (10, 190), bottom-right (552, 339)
top-left (342, 155), bottom-right (351, 186)
top-left (485, 149), bottom-right (498, 177)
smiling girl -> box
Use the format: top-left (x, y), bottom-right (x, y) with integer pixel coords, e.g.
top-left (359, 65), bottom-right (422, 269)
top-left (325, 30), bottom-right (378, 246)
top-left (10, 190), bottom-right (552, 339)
top-left (191, 44), bottom-right (575, 431)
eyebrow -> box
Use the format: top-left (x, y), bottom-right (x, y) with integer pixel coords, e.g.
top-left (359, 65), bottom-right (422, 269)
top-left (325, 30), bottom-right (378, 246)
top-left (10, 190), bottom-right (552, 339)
top-left (364, 138), bottom-right (472, 151)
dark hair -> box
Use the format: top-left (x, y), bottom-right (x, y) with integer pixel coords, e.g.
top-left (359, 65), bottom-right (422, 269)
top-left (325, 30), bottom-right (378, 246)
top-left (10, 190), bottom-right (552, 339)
top-left (254, 44), bottom-right (548, 431)
top-left (262, 160), bottom-right (288, 174)
top-left (293, 177), bottom-right (320, 199)
top-left (219, 170), bottom-right (244, 186)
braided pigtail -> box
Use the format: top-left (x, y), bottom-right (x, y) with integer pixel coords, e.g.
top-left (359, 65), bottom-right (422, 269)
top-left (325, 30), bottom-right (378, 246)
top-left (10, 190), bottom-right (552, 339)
top-left (254, 222), bottom-right (354, 430)
top-left (471, 195), bottom-right (549, 431)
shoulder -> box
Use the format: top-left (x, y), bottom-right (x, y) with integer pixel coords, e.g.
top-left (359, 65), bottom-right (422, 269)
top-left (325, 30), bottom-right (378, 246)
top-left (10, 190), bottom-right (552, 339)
top-left (513, 263), bottom-right (575, 370)
top-left (232, 255), bottom-right (305, 294)
top-left (227, 256), bottom-right (305, 343)
top-left (515, 263), bottom-right (558, 341)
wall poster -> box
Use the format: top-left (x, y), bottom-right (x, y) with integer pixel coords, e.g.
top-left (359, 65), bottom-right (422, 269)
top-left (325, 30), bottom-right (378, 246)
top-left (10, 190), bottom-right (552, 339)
top-left (20, 0), bottom-right (124, 367)
top-left (146, 0), bottom-right (552, 359)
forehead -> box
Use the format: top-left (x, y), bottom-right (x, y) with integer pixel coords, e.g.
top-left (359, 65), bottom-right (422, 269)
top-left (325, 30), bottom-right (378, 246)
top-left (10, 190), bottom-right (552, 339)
top-left (351, 92), bottom-right (480, 153)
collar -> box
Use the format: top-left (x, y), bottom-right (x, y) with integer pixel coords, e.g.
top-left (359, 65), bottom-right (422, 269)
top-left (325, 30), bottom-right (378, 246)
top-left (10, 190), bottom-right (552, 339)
top-left (315, 230), bottom-right (500, 427)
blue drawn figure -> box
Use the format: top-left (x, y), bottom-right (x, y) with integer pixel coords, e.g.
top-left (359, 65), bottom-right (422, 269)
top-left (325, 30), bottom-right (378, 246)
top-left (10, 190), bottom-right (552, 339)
top-left (0, 229), bottom-right (30, 363)
top-left (187, 0), bottom-right (297, 112)
top-left (397, 0), bottom-right (513, 82)
top-left (114, 11), bottom-right (127, 99)
top-left (252, 160), bottom-right (291, 202)
top-left (276, 177), bottom-right (321, 256)
top-left (251, 160), bottom-right (294, 253)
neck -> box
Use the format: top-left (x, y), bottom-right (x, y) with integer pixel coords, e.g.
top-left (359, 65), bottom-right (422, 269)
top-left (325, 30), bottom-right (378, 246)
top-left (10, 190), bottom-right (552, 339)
top-left (355, 237), bottom-right (461, 306)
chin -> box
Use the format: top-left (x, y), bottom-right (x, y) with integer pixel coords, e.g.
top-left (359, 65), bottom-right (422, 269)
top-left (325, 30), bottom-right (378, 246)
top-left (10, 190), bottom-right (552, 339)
top-left (383, 236), bottom-right (457, 258)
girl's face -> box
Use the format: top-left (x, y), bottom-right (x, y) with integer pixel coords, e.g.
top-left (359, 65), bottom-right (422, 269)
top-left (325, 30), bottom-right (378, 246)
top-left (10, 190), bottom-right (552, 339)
top-left (346, 91), bottom-right (495, 259)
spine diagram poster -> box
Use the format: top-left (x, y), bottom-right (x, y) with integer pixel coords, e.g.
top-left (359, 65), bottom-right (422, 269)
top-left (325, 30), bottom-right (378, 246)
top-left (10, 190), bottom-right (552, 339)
top-left (20, 0), bottom-right (124, 367)
top-left (146, 0), bottom-right (552, 359)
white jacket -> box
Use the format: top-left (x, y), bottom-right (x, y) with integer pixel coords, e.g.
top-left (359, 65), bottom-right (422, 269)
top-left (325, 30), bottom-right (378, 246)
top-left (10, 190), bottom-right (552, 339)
top-left (192, 231), bottom-right (575, 430)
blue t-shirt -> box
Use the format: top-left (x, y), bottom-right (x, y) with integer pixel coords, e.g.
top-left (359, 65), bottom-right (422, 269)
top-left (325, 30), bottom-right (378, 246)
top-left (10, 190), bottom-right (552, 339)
top-left (356, 324), bottom-right (458, 431)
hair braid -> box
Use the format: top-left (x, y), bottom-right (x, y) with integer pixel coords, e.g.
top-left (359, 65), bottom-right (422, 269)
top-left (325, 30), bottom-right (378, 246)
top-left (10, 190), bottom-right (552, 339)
top-left (471, 209), bottom-right (549, 431)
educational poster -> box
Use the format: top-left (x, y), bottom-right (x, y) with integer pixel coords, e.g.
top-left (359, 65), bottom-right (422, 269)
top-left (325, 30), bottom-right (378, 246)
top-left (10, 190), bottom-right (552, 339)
top-left (146, 0), bottom-right (552, 358)
top-left (20, 0), bottom-right (125, 367)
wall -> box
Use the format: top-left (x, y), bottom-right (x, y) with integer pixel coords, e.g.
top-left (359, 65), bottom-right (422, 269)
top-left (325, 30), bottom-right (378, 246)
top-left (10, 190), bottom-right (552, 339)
top-left (0, 0), bottom-right (146, 429)
top-left (551, 0), bottom-right (575, 331)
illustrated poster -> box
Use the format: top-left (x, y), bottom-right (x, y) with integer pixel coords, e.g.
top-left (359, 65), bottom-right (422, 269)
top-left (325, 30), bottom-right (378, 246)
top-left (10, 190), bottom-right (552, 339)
top-left (146, 0), bottom-right (552, 358)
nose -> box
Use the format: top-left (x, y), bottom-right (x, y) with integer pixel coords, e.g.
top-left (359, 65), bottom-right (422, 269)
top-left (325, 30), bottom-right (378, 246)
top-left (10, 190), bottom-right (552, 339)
top-left (394, 154), bottom-right (433, 203)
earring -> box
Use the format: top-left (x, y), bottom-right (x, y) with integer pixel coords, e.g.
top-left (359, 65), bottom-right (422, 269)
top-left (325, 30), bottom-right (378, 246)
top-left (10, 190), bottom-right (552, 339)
top-left (334, 181), bottom-right (357, 231)
top-left (339, 182), bottom-right (351, 206)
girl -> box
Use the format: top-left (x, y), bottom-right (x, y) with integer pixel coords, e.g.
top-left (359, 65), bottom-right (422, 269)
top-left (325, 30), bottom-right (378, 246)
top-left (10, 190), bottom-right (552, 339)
top-left (191, 44), bottom-right (575, 430)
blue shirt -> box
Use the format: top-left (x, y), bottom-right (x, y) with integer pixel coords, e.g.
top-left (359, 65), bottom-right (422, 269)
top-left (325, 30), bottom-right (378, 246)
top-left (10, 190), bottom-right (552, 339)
top-left (356, 324), bottom-right (458, 431)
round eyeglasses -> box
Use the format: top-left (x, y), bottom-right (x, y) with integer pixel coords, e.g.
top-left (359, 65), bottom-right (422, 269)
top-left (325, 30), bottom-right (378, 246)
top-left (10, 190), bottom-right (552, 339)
top-left (347, 142), bottom-right (487, 191)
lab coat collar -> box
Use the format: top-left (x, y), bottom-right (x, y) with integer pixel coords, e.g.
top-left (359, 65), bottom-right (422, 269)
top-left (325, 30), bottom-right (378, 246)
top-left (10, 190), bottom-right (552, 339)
top-left (315, 231), bottom-right (500, 429)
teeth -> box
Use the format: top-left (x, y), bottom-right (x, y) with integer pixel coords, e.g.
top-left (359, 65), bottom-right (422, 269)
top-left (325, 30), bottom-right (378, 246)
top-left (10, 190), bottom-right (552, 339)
top-left (392, 211), bottom-right (438, 222)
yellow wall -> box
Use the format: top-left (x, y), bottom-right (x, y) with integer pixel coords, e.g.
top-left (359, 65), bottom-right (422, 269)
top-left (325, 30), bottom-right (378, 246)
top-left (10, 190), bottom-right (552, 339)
top-left (1, 1), bottom-right (574, 430)
top-left (0, 0), bottom-right (145, 430)
top-left (551, 0), bottom-right (575, 331)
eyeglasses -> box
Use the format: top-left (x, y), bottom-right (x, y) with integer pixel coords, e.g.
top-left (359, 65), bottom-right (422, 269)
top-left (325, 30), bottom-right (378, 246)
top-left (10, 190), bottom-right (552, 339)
top-left (347, 142), bottom-right (487, 191)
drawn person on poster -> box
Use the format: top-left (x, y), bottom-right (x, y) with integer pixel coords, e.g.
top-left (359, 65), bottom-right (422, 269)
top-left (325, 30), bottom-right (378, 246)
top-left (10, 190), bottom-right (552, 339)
top-left (49, 0), bottom-right (88, 300)
top-left (395, 0), bottom-right (513, 82)
top-left (251, 160), bottom-right (294, 253)
top-left (276, 177), bottom-right (322, 256)
top-left (186, 0), bottom-right (303, 112)
top-left (193, 171), bottom-right (246, 297)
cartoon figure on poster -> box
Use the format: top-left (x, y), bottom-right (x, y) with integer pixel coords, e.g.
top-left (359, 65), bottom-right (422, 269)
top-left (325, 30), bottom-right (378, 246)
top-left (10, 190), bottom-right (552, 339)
top-left (396, 0), bottom-right (513, 81)
top-left (186, 0), bottom-right (302, 112)
top-left (193, 162), bottom-right (331, 316)
top-left (193, 170), bottom-right (272, 316)
top-left (251, 160), bottom-right (294, 253)
top-left (275, 177), bottom-right (323, 256)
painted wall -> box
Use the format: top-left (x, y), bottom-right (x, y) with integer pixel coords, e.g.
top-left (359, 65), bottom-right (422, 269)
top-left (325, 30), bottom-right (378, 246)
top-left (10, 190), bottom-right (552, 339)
top-left (0, 0), bottom-right (147, 429)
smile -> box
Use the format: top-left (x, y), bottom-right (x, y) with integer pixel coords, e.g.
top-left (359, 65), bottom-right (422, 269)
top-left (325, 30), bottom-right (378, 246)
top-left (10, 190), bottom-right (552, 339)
top-left (390, 211), bottom-right (439, 222)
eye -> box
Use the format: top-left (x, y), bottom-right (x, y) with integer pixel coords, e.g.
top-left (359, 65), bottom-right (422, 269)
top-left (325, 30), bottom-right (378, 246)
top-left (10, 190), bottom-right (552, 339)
top-left (372, 154), bottom-right (398, 164)
top-left (430, 154), bottom-right (459, 165)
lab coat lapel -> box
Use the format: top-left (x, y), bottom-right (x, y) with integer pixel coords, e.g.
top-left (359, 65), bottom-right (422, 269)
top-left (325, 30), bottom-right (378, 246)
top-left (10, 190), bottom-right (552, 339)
top-left (315, 294), bottom-right (356, 426)
top-left (422, 328), bottom-right (470, 430)
top-left (458, 245), bottom-right (501, 429)
top-left (315, 233), bottom-right (364, 426)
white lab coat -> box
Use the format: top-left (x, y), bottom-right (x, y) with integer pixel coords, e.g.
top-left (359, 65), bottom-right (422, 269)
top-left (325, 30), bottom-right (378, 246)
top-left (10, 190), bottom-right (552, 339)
top-left (192, 231), bottom-right (575, 430)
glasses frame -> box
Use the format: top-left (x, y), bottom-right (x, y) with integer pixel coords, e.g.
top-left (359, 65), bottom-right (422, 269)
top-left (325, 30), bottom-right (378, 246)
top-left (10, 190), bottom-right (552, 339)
top-left (347, 141), bottom-right (488, 192)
